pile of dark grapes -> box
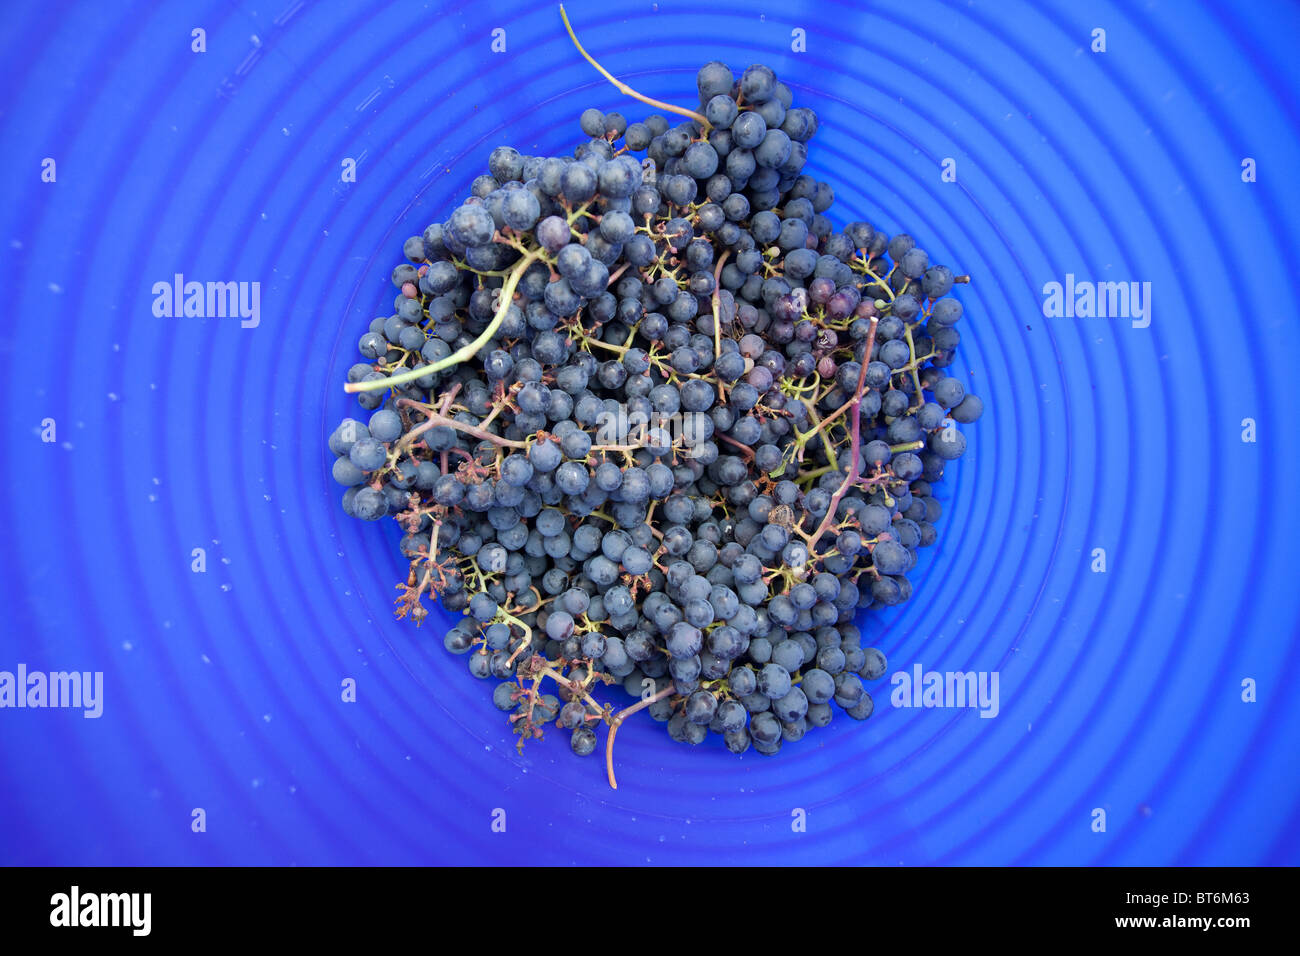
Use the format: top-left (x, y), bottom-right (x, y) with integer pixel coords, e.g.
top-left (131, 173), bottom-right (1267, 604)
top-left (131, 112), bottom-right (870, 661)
top-left (329, 54), bottom-right (983, 784)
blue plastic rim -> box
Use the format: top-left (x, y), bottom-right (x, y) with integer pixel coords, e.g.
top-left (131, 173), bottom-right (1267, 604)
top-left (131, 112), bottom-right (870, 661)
top-left (1, 0), bottom-right (1298, 866)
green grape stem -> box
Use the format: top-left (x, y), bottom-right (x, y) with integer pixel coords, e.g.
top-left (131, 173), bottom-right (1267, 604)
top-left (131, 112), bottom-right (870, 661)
top-left (344, 248), bottom-right (542, 395)
top-left (559, 5), bottom-right (710, 131)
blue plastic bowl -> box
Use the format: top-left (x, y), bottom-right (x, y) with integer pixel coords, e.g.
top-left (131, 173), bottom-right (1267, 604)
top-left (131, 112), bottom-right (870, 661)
top-left (1, 0), bottom-right (1298, 865)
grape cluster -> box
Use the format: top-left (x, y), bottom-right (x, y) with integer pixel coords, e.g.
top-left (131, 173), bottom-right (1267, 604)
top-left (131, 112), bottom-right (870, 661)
top-left (329, 56), bottom-right (983, 783)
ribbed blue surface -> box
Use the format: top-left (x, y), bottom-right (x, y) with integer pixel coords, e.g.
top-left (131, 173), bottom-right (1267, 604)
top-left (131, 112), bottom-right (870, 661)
top-left (1, 0), bottom-right (1298, 865)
